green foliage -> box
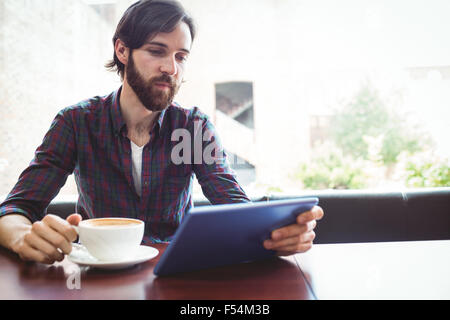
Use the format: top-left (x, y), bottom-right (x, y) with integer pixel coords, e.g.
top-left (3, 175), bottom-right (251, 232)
top-left (293, 82), bottom-right (442, 190)
top-left (294, 143), bottom-right (368, 190)
top-left (331, 84), bottom-right (424, 166)
top-left (404, 156), bottom-right (450, 188)
top-left (331, 85), bottom-right (387, 160)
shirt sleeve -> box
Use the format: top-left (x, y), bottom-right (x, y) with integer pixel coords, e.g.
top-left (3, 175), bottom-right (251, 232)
top-left (0, 109), bottom-right (77, 222)
top-left (190, 110), bottom-right (250, 204)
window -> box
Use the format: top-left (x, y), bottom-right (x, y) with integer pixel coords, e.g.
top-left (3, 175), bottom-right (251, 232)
top-left (215, 82), bottom-right (256, 186)
top-left (1, 0), bottom-right (448, 201)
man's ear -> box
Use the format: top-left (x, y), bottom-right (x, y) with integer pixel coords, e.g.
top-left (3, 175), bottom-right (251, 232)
top-left (114, 39), bottom-right (129, 66)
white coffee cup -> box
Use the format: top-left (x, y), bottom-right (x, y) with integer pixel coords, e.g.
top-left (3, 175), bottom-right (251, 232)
top-left (73, 217), bottom-right (145, 261)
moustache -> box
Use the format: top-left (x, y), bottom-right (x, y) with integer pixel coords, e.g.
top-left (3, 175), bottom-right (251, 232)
top-left (150, 74), bottom-right (176, 88)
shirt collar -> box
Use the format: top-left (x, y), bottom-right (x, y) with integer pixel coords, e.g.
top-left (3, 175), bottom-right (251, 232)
top-left (110, 86), bottom-right (170, 136)
top-left (156, 107), bottom-right (168, 133)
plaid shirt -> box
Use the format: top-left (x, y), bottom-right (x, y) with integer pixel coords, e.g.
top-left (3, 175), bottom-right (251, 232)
top-left (0, 87), bottom-right (250, 243)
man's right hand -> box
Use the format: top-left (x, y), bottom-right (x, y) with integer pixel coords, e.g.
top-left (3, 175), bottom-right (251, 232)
top-left (5, 213), bottom-right (82, 264)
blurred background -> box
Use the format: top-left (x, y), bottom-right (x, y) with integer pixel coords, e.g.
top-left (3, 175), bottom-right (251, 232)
top-left (1, 0), bottom-right (449, 201)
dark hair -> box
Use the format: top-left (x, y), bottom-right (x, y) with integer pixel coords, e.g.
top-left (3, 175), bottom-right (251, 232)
top-left (105, 0), bottom-right (196, 78)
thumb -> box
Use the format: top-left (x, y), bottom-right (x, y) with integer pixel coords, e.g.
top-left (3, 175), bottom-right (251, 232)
top-left (66, 213), bottom-right (82, 226)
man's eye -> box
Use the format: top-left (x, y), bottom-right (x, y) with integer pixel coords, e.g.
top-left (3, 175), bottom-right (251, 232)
top-left (176, 55), bottom-right (187, 62)
top-left (149, 50), bottom-right (164, 55)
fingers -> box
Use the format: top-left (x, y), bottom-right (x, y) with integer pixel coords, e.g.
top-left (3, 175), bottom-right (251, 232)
top-left (23, 232), bottom-right (64, 262)
top-left (264, 229), bottom-right (316, 251)
top-left (32, 218), bottom-right (73, 255)
top-left (297, 206), bottom-right (324, 224)
top-left (18, 247), bottom-right (54, 265)
top-left (18, 236), bottom-right (56, 264)
top-left (271, 219), bottom-right (317, 241)
top-left (66, 213), bottom-right (82, 226)
top-left (262, 206), bottom-right (325, 255)
top-left (273, 229), bottom-right (316, 247)
top-left (15, 214), bottom-right (79, 265)
top-left (43, 214), bottom-right (78, 243)
top-left (276, 241), bottom-right (314, 256)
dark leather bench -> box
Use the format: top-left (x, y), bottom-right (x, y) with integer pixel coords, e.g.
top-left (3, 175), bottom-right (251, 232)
top-left (269, 190), bottom-right (409, 244)
top-left (46, 188), bottom-right (450, 244)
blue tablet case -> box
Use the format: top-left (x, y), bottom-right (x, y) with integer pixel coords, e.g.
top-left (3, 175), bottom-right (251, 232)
top-left (153, 197), bottom-right (319, 276)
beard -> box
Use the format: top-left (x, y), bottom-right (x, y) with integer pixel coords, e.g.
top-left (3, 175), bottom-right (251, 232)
top-left (125, 53), bottom-right (180, 112)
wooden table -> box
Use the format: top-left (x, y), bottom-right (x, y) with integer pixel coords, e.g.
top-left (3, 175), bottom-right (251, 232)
top-left (0, 243), bottom-right (314, 300)
top-left (2, 240), bottom-right (448, 300)
top-left (295, 240), bottom-right (450, 300)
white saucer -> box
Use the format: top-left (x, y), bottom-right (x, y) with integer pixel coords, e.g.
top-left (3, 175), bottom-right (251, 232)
top-left (68, 243), bottom-right (159, 270)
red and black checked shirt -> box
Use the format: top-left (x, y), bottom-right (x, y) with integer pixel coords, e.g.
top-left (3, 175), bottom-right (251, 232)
top-left (0, 87), bottom-right (250, 243)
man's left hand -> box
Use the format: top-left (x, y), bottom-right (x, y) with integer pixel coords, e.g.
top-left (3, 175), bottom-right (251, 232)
top-left (263, 206), bottom-right (324, 256)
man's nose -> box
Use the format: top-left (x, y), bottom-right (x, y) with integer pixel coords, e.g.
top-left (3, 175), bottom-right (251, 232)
top-left (160, 56), bottom-right (177, 76)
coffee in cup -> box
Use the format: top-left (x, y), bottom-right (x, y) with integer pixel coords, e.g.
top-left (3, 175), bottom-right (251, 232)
top-left (73, 217), bottom-right (145, 261)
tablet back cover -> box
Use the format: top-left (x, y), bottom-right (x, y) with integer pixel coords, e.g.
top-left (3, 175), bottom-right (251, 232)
top-left (153, 197), bottom-right (318, 276)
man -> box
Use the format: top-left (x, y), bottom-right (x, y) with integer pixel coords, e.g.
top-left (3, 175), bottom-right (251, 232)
top-left (0, 0), bottom-right (323, 265)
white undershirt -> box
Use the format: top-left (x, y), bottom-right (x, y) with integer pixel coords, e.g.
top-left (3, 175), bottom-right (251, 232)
top-left (130, 141), bottom-right (144, 197)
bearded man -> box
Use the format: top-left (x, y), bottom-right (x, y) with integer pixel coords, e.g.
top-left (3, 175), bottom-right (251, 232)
top-left (0, 0), bottom-right (323, 264)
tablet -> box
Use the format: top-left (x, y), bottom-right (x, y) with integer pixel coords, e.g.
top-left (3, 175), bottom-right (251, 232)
top-left (153, 197), bottom-right (319, 276)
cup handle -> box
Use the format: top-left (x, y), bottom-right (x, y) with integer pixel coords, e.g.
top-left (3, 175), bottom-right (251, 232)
top-left (71, 225), bottom-right (80, 248)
